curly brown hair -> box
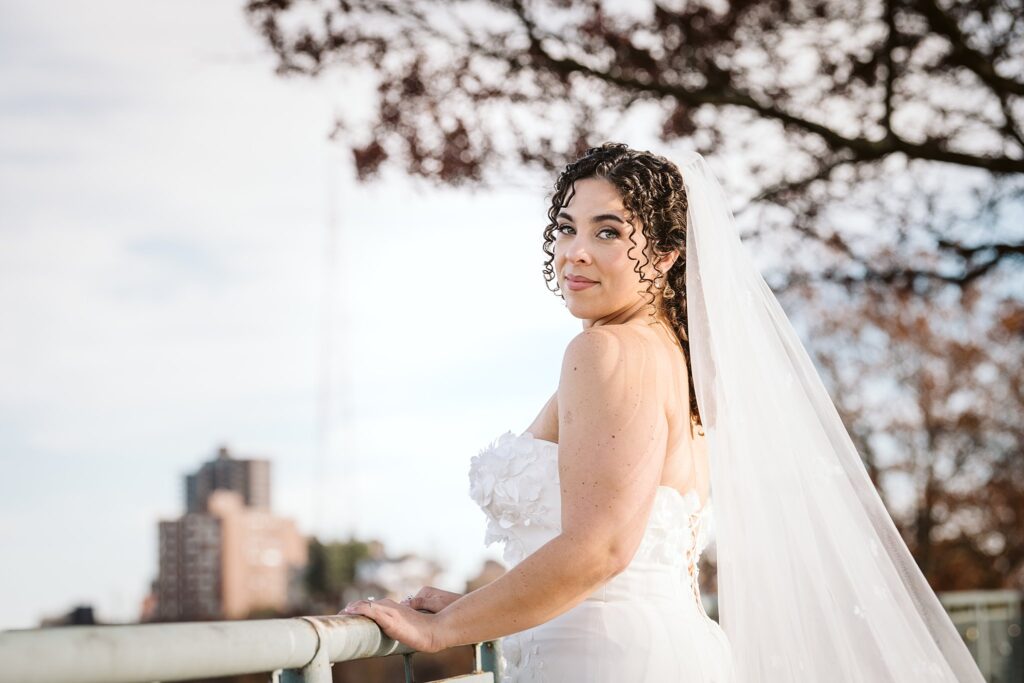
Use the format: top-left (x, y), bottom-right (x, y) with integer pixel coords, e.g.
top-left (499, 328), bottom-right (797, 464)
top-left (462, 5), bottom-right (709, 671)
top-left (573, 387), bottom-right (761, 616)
top-left (541, 141), bottom-right (703, 434)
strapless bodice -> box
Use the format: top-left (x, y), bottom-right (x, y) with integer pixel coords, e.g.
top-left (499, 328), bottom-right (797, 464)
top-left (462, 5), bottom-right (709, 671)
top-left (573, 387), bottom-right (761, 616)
top-left (468, 430), bottom-right (714, 609)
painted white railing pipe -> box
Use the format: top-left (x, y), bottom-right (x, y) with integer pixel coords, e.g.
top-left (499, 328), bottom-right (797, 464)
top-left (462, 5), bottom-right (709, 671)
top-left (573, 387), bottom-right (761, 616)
top-left (0, 615), bottom-right (432, 683)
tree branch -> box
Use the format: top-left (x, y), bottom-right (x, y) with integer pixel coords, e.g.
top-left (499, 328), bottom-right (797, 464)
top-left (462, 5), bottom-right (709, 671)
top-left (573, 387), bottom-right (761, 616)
top-left (504, 0), bottom-right (1024, 173)
top-left (913, 0), bottom-right (1024, 96)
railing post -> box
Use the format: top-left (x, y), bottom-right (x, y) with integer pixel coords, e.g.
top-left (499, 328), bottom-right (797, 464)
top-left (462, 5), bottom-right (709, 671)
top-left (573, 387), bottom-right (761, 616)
top-left (403, 652), bottom-right (416, 682)
top-left (280, 617), bottom-right (333, 683)
top-left (477, 640), bottom-right (503, 682)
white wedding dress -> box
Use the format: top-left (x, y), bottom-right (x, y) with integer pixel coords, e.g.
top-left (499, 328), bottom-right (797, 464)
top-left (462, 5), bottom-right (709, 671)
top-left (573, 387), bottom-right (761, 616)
top-left (468, 429), bottom-right (736, 682)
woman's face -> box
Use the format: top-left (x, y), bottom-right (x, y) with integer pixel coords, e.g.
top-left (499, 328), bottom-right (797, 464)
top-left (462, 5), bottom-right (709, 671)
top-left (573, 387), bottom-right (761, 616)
top-left (553, 176), bottom-right (675, 324)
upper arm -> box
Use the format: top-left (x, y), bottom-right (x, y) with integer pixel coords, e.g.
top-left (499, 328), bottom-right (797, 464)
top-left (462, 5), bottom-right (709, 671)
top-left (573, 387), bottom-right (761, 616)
top-left (524, 389), bottom-right (558, 440)
top-left (556, 326), bottom-right (666, 574)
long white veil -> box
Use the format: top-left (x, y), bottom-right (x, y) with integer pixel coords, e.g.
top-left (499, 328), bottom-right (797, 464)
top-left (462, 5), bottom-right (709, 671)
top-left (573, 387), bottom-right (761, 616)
top-left (680, 152), bottom-right (985, 682)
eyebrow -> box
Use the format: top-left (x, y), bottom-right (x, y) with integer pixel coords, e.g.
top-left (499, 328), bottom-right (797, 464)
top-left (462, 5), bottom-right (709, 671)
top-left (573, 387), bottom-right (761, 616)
top-left (557, 210), bottom-right (627, 225)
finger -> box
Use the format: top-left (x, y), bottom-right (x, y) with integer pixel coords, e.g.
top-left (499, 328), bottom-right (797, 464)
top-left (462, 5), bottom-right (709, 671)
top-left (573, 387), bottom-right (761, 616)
top-left (424, 596), bottom-right (446, 612)
top-left (406, 595), bottom-right (432, 612)
top-left (405, 590), bottom-right (422, 605)
top-left (348, 598), bottom-right (399, 615)
top-left (414, 587), bottom-right (436, 600)
top-left (340, 599), bottom-right (374, 615)
top-left (357, 601), bottom-right (399, 631)
top-left (426, 589), bottom-right (458, 611)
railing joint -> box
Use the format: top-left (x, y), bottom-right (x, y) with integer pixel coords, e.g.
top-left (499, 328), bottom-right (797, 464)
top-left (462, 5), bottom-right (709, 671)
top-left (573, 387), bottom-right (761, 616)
top-left (280, 616), bottom-right (333, 683)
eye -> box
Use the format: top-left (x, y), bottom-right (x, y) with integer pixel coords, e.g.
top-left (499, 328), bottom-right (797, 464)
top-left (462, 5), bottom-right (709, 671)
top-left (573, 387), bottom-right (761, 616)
top-left (554, 225), bottom-right (620, 239)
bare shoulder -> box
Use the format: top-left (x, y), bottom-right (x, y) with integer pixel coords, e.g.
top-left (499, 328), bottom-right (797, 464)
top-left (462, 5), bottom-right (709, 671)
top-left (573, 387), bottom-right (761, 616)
top-left (558, 325), bottom-right (659, 414)
top-left (560, 325), bottom-right (647, 373)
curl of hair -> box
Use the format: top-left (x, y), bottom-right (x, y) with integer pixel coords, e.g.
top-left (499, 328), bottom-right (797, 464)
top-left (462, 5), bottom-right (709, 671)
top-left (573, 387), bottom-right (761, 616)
top-left (541, 141), bottom-right (702, 433)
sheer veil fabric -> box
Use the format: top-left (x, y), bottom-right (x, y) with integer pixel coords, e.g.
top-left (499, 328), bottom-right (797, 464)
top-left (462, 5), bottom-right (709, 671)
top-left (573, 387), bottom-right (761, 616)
top-left (680, 153), bottom-right (984, 682)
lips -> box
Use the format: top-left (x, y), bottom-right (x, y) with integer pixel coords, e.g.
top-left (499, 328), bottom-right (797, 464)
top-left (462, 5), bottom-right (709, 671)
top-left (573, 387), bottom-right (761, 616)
top-left (565, 275), bottom-right (598, 292)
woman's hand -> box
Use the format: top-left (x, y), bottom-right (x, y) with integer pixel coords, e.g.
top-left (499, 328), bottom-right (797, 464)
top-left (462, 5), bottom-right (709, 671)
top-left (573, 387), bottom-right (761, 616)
top-left (400, 586), bottom-right (464, 614)
top-left (340, 598), bottom-right (450, 654)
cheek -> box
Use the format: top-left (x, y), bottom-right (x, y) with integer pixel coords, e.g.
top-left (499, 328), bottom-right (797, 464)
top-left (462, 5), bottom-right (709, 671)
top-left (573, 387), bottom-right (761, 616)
top-left (603, 251), bottom-right (637, 281)
top-left (551, 238), bottom-right (564, 260)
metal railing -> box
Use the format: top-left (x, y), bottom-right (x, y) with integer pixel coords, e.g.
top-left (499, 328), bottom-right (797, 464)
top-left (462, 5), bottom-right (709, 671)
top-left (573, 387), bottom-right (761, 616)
top-left (939, 589), bottom-right (1023, 683)
top-left (0, 615), bottom-right (503, 683)
top-left (3, 591), bottom-right (1017, 683)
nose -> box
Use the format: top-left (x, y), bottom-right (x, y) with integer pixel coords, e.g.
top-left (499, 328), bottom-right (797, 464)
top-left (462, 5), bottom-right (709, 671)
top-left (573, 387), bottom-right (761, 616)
top-left (564, 235), bottom-right (592, 264)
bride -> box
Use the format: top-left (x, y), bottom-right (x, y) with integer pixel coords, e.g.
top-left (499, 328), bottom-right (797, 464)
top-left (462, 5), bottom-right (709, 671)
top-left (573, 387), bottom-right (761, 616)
top-left (342, 143), bottom-right (985, 682)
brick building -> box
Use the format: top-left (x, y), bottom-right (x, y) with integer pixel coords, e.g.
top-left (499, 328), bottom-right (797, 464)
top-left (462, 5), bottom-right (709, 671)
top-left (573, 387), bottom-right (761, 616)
top-left (154, 445), bottom-right (306, 621)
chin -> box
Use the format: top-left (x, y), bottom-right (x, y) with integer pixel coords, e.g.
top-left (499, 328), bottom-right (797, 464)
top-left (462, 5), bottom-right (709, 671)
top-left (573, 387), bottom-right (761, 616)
top-left (563, 297), bottom-right (605, 320)
top-left (564, 305), bottom-right (587, 320)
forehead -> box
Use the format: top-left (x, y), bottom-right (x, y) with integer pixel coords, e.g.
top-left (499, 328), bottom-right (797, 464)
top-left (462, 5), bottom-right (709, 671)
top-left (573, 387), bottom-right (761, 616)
top-left (562, 177), bottom-right (625, 213)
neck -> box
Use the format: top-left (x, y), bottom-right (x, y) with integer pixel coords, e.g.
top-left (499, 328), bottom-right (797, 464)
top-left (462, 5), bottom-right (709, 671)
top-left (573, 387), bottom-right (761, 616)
top-left (583, 296), bottom-right (668, 330)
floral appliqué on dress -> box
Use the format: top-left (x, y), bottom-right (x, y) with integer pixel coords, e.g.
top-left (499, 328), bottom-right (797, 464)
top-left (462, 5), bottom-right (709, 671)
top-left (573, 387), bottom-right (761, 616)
top-left (468, 430), bottom-right (561, 563)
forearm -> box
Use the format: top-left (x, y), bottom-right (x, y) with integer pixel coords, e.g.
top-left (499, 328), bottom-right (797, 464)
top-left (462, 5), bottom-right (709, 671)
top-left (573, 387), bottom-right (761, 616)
top-left (435, 533), bottom-right (618, 649)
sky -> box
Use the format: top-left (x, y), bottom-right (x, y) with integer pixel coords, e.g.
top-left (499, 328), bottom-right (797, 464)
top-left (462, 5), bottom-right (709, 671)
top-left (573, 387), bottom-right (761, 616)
top-left (0, 0), bottom-right (587, 629)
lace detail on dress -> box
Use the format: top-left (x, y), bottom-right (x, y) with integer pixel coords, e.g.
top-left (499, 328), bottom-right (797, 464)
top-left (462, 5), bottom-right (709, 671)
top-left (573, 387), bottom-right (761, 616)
top-left (688, 506), bottom-right (710, 617)
top-left (502, 630), bottom-right (546, 682)
top-left (634, 486), bottom-right (709, 572)
top-left (468, 430), bottom-right (561, 561)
